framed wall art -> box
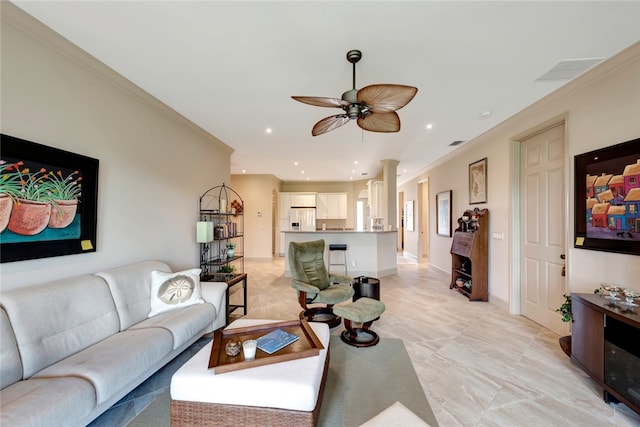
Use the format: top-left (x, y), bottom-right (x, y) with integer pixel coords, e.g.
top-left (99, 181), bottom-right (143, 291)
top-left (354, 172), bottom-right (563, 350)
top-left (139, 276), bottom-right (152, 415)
top-left (436, 190), bottom-right (452, 237)
top-left (0, 134), bottom-right (99, 262)
top-left (405, 200), bottom-right (414, 231)
top-left (574, 137), bottom-right (640, 256)
top-left (469, 157), bottom-right (487, 204)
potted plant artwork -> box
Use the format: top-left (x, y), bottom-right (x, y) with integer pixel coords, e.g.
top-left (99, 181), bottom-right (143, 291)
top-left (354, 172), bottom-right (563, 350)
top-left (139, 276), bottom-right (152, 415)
top-left (556, 294), bottom-right (572, 357)
top-left (43, 169), bottom-right (82, 228)
top-left (0, 160), bottom-right (82, 236)
top-left (6, 165), bottom-right (53, 236)
top-left (0, 160), bottom-right (23, 232)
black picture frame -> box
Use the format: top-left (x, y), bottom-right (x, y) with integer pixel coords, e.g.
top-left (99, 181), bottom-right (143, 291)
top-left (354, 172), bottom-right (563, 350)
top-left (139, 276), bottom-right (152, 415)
top-left (0, 134), bottom-right (99, 262)
top-left (436, 190), bottom-right (452, 237)
top-left (574, 137), bottom-right (640, 256)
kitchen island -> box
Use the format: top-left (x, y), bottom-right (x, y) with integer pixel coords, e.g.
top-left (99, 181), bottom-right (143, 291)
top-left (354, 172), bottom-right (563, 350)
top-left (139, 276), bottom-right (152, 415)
top-left (283, 230), bottom-right (397, 278)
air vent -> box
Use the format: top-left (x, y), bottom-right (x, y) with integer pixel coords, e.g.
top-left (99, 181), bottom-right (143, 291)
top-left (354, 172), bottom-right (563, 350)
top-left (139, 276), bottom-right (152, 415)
top-left (536, 58), bottom-right (604, 81)
top-left (449, 140), bottom-right (465, 146)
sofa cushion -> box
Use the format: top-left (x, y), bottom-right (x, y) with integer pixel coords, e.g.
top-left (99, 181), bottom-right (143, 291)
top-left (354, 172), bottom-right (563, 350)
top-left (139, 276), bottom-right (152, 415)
top-left (131, 302), bottom-right (216, 349)
top-left (0, 308), bottom-right (22, 388)
top-left (33, 327), bottom-right (173, 405)
top-left (1, 377), bottom-right (95, 427)
top-left (148, 269), bottom-right (204, 317)
top-left (1, 275), bottom-right (120, 378)
top-left (95, 260), bottom-right (171, 330)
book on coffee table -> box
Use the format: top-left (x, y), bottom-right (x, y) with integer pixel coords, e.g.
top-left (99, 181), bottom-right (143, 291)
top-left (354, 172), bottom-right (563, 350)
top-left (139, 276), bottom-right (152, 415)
top-left (256, 328), bottom-right (299, 354)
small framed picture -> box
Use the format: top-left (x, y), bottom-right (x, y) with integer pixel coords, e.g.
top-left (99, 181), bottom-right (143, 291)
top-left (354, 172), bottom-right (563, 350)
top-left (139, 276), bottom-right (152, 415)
top-left (405, 200), bottom-right (414, 231)
top-left (436, 190), bottom-right (452, 237)
top-left (469, 158), bottom-right (487, 204)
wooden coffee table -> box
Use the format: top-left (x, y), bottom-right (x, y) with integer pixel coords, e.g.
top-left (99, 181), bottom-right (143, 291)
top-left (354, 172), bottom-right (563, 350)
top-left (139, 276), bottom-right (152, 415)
top-left (170, 319), bottom-right (330, 427)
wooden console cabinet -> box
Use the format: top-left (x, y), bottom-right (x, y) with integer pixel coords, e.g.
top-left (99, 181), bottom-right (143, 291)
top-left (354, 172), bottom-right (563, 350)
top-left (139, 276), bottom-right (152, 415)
top-left (449, 208), bottom-right (488, 301)
top-left (571, 293), bottom-right (640, 415)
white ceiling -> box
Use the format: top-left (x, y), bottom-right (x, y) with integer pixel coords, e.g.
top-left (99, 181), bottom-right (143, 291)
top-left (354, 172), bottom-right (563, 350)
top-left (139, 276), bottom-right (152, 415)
top-left (11, 1), bottom-right (640, 184)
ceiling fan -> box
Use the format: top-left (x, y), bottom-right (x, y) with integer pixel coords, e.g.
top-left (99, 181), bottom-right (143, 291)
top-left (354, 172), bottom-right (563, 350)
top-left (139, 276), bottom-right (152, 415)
top-left (292, 49), bottom-right (418, 137)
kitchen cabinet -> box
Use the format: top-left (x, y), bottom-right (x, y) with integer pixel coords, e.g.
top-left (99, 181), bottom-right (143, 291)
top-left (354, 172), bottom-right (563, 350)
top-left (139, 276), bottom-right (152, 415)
top-left (317, 193), bottom-right (347, 219)
top-left (367, 180), bottom-right (383, 219)
top-left (290, 193), bottom-right (316, 207)
top-left (278, 193), bottom-right (291, 219)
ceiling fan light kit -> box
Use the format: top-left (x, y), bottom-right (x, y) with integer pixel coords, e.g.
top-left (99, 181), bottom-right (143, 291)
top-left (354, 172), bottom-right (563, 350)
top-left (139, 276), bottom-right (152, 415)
top-left (292, 49), bottom-right (418, 136)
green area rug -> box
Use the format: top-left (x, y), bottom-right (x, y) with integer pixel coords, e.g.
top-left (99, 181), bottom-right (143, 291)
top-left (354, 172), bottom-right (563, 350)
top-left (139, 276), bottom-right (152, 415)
top-left (129, 336), bottom-right (437, 426)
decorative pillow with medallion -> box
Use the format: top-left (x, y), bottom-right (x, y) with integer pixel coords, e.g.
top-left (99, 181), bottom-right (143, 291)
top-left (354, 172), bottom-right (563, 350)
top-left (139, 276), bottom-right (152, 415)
top-left (148, 269), bottom-right (204, 317)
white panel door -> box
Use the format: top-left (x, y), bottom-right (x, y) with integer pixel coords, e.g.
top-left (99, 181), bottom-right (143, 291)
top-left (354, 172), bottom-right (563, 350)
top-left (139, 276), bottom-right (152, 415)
top-left (520, 122), bottom-right (566, 335)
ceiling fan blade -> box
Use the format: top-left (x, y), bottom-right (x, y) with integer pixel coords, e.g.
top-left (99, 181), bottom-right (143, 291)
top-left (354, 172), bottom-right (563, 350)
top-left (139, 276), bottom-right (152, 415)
top-left (312, 115), bottom-right (350, 136)
top-left (292, 96), bottom-right (350, 108)
top-left (357, 112), bottom-right (401, 133)
top-left (357, 84), bottom-right (418, 113)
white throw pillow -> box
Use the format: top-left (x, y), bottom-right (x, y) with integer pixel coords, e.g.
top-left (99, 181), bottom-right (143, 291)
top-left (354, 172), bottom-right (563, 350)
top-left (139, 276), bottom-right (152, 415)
top-left (148, 269), bottom-right (204, 317)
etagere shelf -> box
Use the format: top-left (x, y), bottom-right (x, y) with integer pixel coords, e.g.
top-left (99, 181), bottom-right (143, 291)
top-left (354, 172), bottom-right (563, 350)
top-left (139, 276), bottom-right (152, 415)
top-left (449, 208), bottom-right (489, 301)
top-left (199, 184), bottom-right (247, 322)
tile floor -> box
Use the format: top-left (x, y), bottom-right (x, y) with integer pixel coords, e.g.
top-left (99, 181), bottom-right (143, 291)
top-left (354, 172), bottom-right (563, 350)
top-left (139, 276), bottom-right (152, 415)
top-left (92, 256), bottom-right (640, 427)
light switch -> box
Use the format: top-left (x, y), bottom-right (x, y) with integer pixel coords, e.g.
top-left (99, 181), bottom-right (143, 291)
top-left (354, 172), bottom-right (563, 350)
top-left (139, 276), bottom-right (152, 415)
top-left (492, 232), bottom-right (504, 240)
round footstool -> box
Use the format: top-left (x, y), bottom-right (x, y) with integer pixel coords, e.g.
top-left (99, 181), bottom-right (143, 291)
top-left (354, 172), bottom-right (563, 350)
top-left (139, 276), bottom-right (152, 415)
top-left (333, 297), bottom-right (386, 347)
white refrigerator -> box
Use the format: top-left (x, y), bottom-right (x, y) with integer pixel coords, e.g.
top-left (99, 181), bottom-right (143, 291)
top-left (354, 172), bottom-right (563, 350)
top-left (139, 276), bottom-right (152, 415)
top-left (289, 208), bottom-right (316, 231)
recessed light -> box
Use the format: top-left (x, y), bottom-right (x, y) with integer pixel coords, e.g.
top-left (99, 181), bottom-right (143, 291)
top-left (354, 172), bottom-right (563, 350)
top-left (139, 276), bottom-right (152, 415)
top-left (354, 160), bottom-right (359, 164)
top-left (265, 128), bottom-right (272, 134)
top-left (301, 170), bottom-right (305, 174)
top-left (403, 169), bottom-right (407, 173)
top-left (294, 161), bottom-right (299, 166)
top-left (306, 177), bottom-right (310, 181)
top-left (242, 169), bottom-right (246, 173)
top-left (479, 110), bottom-right (492, 118)
top-left (426, 123), bottom-right (433, 130)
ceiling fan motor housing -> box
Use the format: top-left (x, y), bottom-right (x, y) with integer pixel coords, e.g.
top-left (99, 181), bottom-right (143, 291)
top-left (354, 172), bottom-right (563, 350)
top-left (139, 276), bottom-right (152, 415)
top-left (342, 89), bottom-right (360, 119)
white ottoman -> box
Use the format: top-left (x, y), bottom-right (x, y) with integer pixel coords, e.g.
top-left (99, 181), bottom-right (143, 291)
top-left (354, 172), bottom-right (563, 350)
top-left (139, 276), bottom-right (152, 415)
top-left (170, 319), bottom-right (330, 426)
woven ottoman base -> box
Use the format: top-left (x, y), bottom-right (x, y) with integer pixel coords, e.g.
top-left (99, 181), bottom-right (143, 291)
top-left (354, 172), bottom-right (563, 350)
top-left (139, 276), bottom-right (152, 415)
top-left (171, 350), bottom-right (329, 426)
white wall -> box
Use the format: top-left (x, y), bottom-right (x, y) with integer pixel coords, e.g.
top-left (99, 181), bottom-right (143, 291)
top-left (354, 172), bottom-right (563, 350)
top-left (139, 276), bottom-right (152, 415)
top-left (405, 42), bottom-right (640, 309)
top-left (1, 5), bottom-right (232, 291)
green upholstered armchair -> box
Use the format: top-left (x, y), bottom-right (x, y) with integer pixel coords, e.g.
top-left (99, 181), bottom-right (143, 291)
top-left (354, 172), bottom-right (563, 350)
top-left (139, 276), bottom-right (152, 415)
top-left (288, 239), bottom-right (354, 328)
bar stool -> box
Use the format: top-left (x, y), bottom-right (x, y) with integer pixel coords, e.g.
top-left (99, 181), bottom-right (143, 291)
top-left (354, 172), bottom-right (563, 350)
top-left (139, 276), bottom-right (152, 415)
top-left (328, 243), bottom-right (348, 275)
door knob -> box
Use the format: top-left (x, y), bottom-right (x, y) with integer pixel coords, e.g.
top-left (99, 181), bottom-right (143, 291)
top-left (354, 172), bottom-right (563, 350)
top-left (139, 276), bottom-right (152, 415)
top-left (560, 254), bottom-right (566, 260)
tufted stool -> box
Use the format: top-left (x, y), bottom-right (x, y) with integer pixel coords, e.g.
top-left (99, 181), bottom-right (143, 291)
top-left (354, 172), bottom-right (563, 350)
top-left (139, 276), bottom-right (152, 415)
top-left (333, 297), bottom-right (386, 347)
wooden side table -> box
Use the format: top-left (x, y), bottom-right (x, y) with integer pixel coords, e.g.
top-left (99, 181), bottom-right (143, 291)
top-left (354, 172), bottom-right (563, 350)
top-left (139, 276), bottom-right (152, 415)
top-left (352, 276), bottom-right (380, 302)
top-left (225, 273), bottom-right (247, 324)
top-left (352, 276), bottom-right (381, 321)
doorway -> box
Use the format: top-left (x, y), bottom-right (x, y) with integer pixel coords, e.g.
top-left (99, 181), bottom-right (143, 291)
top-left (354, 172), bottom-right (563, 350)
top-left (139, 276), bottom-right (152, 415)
top-left (398, 191), bottom-right (404, 251)
top-left (519, 121), bottom-right (567, 335)
top-left (418, 180), bottom-right (429, 262)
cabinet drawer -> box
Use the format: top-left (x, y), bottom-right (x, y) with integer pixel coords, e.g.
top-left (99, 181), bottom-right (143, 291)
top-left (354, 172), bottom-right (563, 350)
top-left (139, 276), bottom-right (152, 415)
top-left (451, 232), bottom-right (474, 257)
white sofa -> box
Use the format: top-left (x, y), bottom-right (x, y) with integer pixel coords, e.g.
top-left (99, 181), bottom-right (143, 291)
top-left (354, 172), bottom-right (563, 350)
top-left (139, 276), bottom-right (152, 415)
top-left (0, 260), bottom-right (227, 427)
